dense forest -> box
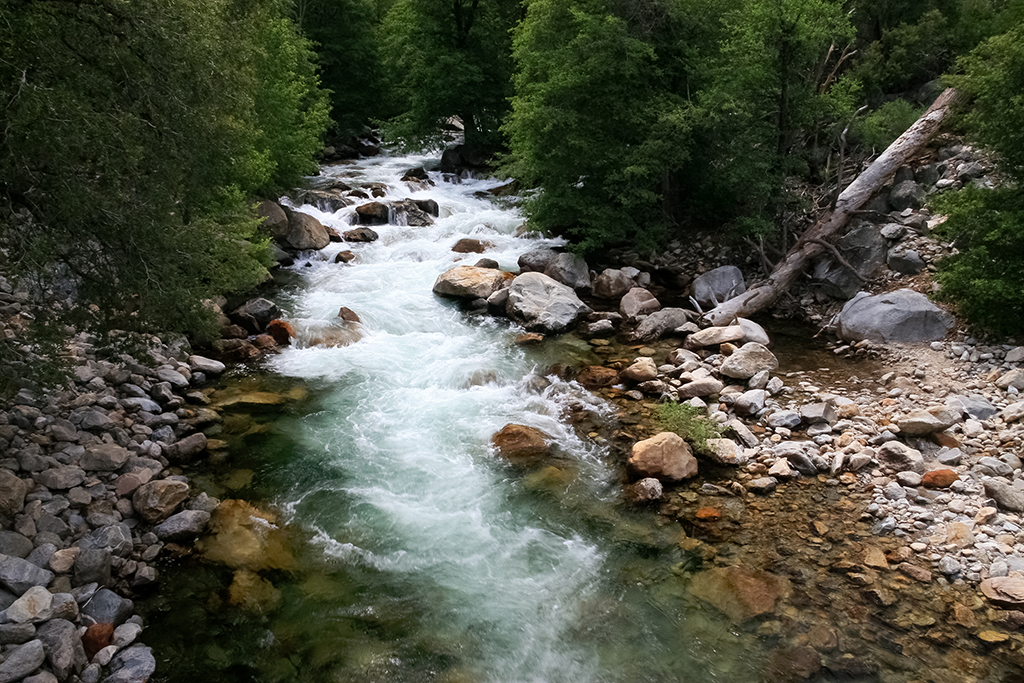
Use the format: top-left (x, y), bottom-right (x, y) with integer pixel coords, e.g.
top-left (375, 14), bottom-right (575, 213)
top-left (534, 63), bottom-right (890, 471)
top-left (1, 0), bottom-right (1023, 356)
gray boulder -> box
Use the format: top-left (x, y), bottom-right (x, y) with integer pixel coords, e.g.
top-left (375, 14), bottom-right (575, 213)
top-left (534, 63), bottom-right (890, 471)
top-left (0, 639), bottom-right (45, 683)
top-left (691, 266), bottom-right (746, 310)
top-left (81, 588), bottom-right (133, 626)
top-left (719, 342), bottom-right (778, 379)
top-left (835, 289), bottom-right (954, 343)
top-left (619, 288), bottom-right (660, 320)
top-left (36, 619), bottom-right (86, 681)
top-left (592, 269), bottom-right (634, 300)
top-left (812, 224), bottom-right (887, 299)
top-left (888, 249), bottom-right (926, 275)
top-left (280, 207), bottom-right (330, 251)
top-left (0, 555), bottom-right (54, 596)
top-left (629, 308), bottom-right (691, 342)
top-left (517, 249), bottom-right (558, 273)
top-left (256, 200), bottom-right (288, 238)
top-left (104, 645), bottom-right (156, 683)
top-left (890, 180), bottom-right (926, 211)
top-left (984, 479), bottom-right (1024, 512)
top-left (230, 298), bottom-right (280, 335)
top-left (542, 253), bottom-right (590, 291)
top-left (154, 510), bottom-right (210, 542)
top-left (946, 394), bottom-right (998, 421)
top-left (505, 273), bottom-right (590, 334)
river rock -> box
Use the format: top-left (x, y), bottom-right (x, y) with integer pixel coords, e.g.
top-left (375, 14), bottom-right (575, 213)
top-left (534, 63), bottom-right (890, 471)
top-left (767, 410), bottom-right (801, 429)
top-left (625, 478), bottom-right (663, 504)
top-left (719, 343), bottom-right (778, 380)
top-left (813, 224), bottom-right (887, 299)
top-left (132, 480), bottom-right (189, 524)
top-left (922, 469), bottom-right (958, 488)
top-left (685, 325), bottom-right (744, 349)
top-left (1003, 401), bottom-right (1024, 424)
top-left (700, 438), bottom-right (747, 466)
top-left (81, 588), bottom-right (133, 627)
top-left (734, 390), bottom-right (766, 416)
top-left (0, 556), bottom-right (53, 596)
top-left (543, 253), bottom-right (590, 291)
top-left (104, 645), bottom-right (156, 683)
top-left (279, 207), bottom-right (330, 251)
top-left (592, 269), bottom-right (634, 300)
top-left (799, 402), bottom-right (836, 425)
top-left (0, 639), bottom-right (45, 683)
top-left (628, 433), bottom-right (698, 483)
top-left (737, 318), bottom-right (770, 346)
top-left (876, 441), bottom-right (925, 474)
top-left (256, 200), bottom-right (288, 237)
top-left (983, 479), bottom-right (1024, 512)
top-left (0, 533), bottom-right (32, 560)
top-left (691, 266), bottom-right (746, 310)
top-left (433, 266), bottom-right (513, 300)
top-left (677, 378), bottom-right (724, 399)
top-left (189, 355), bottom-right (225, 376)
top-left (451, 238), bottom-right (490, 254)
top-left (835, 289), bottom-right (954, 343)
top-left (898, 406), bottom-right (958, 435)
top-left (763, 646), bottom-right (821, 683)
top-left (4, 586), bottom-right (52, 624)
top-left (620, 358), bottom-right (658, 383)
top-left (162, 433), bottom-right (208, 464)
top-left (688, 566), bottom-right (792, 623)
top-left (390, 198), bottom-right (434, 226)
top-left (80, 444), bottom-right (129, 472)
top-left (74, 549), bottom-right (111, 587)
top-left (230, 298), bottom-right (280, 335)
top-left (619, 288), bottom-right (660, 320)
top-left (355, 201), bottom-right (388, 225)
top-left (343, 227), bottom-right (379, 242)
top-left (37, 618), bottom-right (86, 680)
top-left (629, 308), bottom-right (690, 342)
top-left (576, 366), bottom-right (618, 390)
top-left (0, 471), bottom-right (27, 518)
top-left (946, 394), bottom-right (998, 420)
top-left (517, 248), bottom-right (558, 273)
top-left (82, 524), bottom-right (133, 557)
top-left (154, 510), bottom-right (211, 542)
top-left (505, 273), bottom-right (589, 334)
top-left (981, 576), bottom-right (1024, 608)
top-left (491, 424), bottom-right (552, 466)
top-left (996, 368), bottom-right (1024, 391)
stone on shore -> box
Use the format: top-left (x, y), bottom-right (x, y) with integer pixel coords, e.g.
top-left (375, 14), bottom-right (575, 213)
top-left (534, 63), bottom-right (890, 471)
top-left (0, 556), bottom-right (53, 596)
top-left (685, 325), bottom-right (745, 349)
top-left (576, 366), bottom-right (618, 390)
top-left (543, 253), bottom-right (590, 291)
top-left (619, 358), bottom-right (658, 383)
top-left (983, 479), bottom-right (1024, 512)
top-left (835, 289), bottom-right (954, 343)
top-left (80, 444), bottom-right (129, 472)
top-left (981, 576), bottom-right (1024, 609)
top-left (699, 438), bottom-right (748, 466)
top-left (505, 273), bottom-right (590, 334)
top-left (691, 266), bottom-right (746, 310)
top-left (628, 433), bottom-right (698, 483)
top-left (619, 288), bottom-right (660, 320)
top-left (0, 471), bottom-right (27, 518)
top-left (897, 406), bottom-right (959, 436)
top-left (162, 433), bottom-right (208, 464)
top-left (433, 266), bottom-right (513, 300)
top-left (132, 480), bottom-right (190, 524)
top-left (154, 510), bottom-right (211, 542)
top-left (36, 619), bottom-right (86, 681)
top-left (629, 309), bottom-right (691, 342)
top-left (0, 639), bottom-right (45, 683)
top-left (719, 343), bottom-right (778, 380)
top-left (592, 269), bottom-right (634, 300)
top-left (103, 645), bottom-right (156, 683)
top-left (279, 207), bottom-right (330, 251)
top-left (876, 441), bottom-right (925, 474)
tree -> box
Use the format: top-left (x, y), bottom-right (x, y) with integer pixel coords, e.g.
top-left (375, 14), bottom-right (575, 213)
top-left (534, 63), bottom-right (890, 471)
top-left (379, 0), bottom-right (519, 151)
top-left (0, 0), bottom-right (327, 346)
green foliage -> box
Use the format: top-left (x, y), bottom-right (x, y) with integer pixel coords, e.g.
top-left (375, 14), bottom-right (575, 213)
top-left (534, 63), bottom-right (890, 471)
top-left (379, 0), bottom-right (518, 152)
top-left (0, 0), bottom-right (325, 342)
top-left (653, 401), bottom-right (723, 453)
top-left (850, 99), bottom-right (924, 151)
top-left (932, 188), bottom-right (1024, 336)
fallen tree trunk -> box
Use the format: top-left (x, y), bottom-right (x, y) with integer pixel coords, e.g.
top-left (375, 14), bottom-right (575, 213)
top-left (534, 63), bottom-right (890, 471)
top-left (702, 87), bottom-right (960, 326)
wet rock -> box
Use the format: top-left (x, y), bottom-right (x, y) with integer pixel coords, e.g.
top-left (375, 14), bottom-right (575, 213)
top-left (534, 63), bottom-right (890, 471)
top-left (691, 266), bottom-right (745, 310)
top-left (334, 250), bottom-right (355, 264)
top-left (390, 198), bottom-right (434, 226)
top-left (162, 433), bottom-right (207, 464)
top-left (230, 298), bottom-right (280, 335)
top-left (688, 566), bottom-right (791, 623)
top-left (36, 618), bottom-right (86, 680)
top-left (763, 645), bottom-right (821, 683)
top-left (279, 208), bottom-right (330, 251)
top-left (619, 288), bottom-right (660, 320)
top-left (543, 253), bottom-right (590, 291)
top-left (80, 444), bottom-right (129, 472)
top-left (629, 309), bottom-right (691, 342)
top-left (517, 248), bottom-right (558, 274)
top-left (983, 479), bottom-right (1024, 512)
top-left (197, 501), bottom-right (294, 572)
top-left (981, 576), bottom-right (1024, 609)
top-left (132, 480), bottom-right (189, 524)
top-left (876, 441), bottom-right (925, 474)
top-left (433, 266), bottom-right (512, 300)
top-left (835, 289), bottom-right (954, 343)
top-left (103, 645), bottom-right (156, 683)
top-left (266, 320), bottom-right (294, 345)
top-left (343, 227), bottom-right (379, 242)
top-left (620, 358), bottom-right (658, 383)
top-left (774, 442), bottom-right (817, 476)
top-left (0, 639), bottom-right (45, 683)
top-left (0, 556), bottom-right (53, 596)
top-left (628, 433), bottom-right (698, 483)
top-left (154, 510), bottom-right (210, 542)
top-left (505, 273), bottom-right (590, 335)
top-left (451, 238), bottom-right (491, 254)
top-left (747, 477), bottom-right (777, 494)
top-left (576, 366), bottom-right (618, 390)
top-left (592, 269), bottom-right (634, 300)
top-left (897, 406), bottom-right (958, 436)
top-left (625, 478), bottom-right (663, 504)
top-left (491, 424), bottom-right (552, 466)
top-left (898, 562), bottom-right (931, 582)
top-left (81, 588), bottom-right (133, 626)
top-left (354, 201), bottom-right (388, 225)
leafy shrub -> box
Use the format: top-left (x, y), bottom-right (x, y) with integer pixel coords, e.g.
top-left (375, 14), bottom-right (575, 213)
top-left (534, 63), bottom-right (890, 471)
top-left (653, 402), bottom-right (722, 452)
top-left (850, 99), bottom-right (924, 151)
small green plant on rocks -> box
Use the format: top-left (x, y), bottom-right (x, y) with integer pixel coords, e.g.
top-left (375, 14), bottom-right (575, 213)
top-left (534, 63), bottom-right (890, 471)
top-left (653, 401), bottom-right (723, 453)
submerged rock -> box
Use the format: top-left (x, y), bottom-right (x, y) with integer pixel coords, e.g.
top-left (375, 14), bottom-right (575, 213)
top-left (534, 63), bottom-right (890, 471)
top-left (688, 566), bottom-right (792, 624)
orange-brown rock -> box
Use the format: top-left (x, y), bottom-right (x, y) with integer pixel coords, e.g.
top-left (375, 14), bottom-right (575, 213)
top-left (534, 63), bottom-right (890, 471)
top-left (267, 320), bottom-right (294, 345)
top-left (338, 307), bottom-right (361, 323)
top-left (762, 646), bottom-right (821, 683)
top-left (576, 366), bottom-right (618, 390)
top-left (515, 333), bottom-right (544, 345)
top-left (433, 266), bottom-right (514, 300)
top-left (695, 506), bottom-right (721, 521)
top-left (335, 250), bottom-right (355, 264)
top-left (981, 576), bottom-right (1024, 609)
top-left (82, 622), bottom-right (114, 660)
top-left (922, 468), bottom-right (959, 488)
top-left (252, 334), bottom-right (277, 350)
top-left (627, 432), bottom-right (698, 483)
top-left (491, 424), bottom-right (552, 466)
top-left (688, 566), bottom-right (792, 623)
top-left (452, 238), bottom-right (493, 254)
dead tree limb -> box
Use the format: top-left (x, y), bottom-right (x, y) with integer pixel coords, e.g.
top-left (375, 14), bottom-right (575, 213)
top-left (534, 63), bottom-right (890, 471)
top-left (702, 88), bottom-right (959, 326)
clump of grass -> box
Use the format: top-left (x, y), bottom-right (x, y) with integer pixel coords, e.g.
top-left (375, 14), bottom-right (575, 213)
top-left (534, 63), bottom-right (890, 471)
top-left (653, 402), bottom-right (723, 453)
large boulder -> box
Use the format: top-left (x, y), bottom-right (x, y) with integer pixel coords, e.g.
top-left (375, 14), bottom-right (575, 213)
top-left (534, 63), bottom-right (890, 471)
top-left (692, 266), bottom-right (746, 310)
top-left (280, 207), bottom-right (330, 251)
top-left (517, 249), bottom-right (559, 274)
top-left (433, 266), bottom-right (513, 300)
top-left (230, 298), bottom-right (280, 335)
top-left (543, 253), bottom-right (591, 291)
top-left (256, 201), bottom-right (288, 238)
top-left (491, 424), bottom-right (552, 466)
top-left (592, 269), bottom-right (634, 300)
top-left (812, 224), bottom-right (887, 299)
top-left (619, 288), bottom-right (660, 320)
top-left (835, 289), bottom-right (954, 343)
top-left (390, 199), bottom-right (434, 226)
top-left (889, 180), bottom-right (926, 211)
top-left (36, 618), bottom-right (87, 680)
top-left (355, 201), bottom-right (389, 225)
top-left (719, 342), bottom-right (778, 380)
top-left (628, 433), bottom-right (698, 483)
top-left (505, 272), bottom-right (590, 334)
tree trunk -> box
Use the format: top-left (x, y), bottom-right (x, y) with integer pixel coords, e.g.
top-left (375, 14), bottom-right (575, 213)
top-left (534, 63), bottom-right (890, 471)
top-left (701, 88), bottom-right (959, 326)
